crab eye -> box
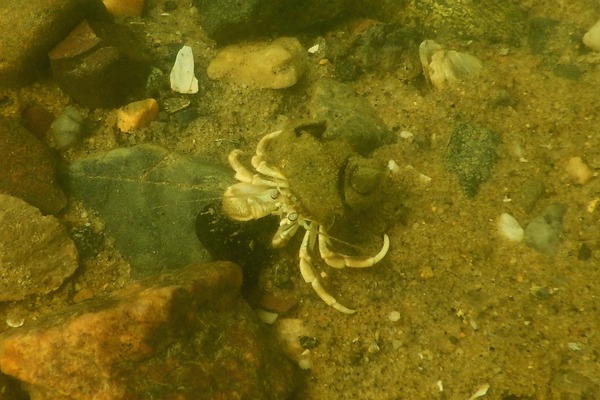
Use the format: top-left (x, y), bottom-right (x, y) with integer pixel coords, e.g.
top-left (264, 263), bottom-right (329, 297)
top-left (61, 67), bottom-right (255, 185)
top-left (288, 213), bottom-right (298, 221)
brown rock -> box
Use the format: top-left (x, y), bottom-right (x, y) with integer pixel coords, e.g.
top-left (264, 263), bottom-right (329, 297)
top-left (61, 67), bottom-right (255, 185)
top-left (0, 118), bottom-right (66, 215)
top-left (0, 0), bottom-right (107, 87)
top-left (0, 262), bottom-right (297, 400)
top-left (207, 37), bottom-right (307, 89)
top-left (0, 194), bottom-right (78, 301)
top-left (103, 0), bottom-right (145, 17)
top-left (49, 19), bottom-right (151, 108)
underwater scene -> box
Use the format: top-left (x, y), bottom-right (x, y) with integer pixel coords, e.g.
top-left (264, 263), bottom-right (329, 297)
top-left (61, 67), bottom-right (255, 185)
top-left (0, 0), bottom-right (599, 398)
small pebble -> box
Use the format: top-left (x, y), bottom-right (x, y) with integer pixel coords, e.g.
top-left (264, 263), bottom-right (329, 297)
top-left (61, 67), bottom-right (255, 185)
top-left (583, 20), bottom-right (600, 52)
top-left (116, 98), bottom-right (159, 133)
top-left (388, 311), bottom-right (401, 322)
top-left (256, 309), bottom-right (278, 324)
top-left (497, 213), bottom-right (524, 242)
top-left (566, 156), bottom-right (593, 185)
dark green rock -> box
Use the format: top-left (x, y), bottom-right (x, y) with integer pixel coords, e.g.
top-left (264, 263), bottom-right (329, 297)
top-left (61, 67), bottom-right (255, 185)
top-left (65, 144), bottom-right (233, 277)
top-left (194, 0), bottom-right (349, 44)
top-left (445, 123), bottom-right (500, 197)
top-left (309, 79), bottom-right (395, 155)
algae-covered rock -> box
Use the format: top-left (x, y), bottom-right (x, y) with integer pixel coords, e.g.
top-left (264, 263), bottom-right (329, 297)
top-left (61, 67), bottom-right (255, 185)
top-left (445, 122), bottom-right (500, 197)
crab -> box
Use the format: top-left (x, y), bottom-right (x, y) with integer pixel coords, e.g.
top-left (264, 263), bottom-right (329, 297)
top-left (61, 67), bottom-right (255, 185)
top-left (222, 128), bottom-right (389, 314)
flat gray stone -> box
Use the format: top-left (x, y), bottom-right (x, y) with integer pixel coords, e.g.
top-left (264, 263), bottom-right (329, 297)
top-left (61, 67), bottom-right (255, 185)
top-left (309, 79), bottom-right (395, 155)
top-left (65, 144), bottom-right (233, 277)
top-left (524, 203), bottom-right (566, 256)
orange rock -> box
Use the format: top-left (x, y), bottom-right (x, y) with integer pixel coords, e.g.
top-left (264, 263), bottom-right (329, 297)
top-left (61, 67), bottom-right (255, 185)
top-left (103, 0), bottom-right (144, 17)
top-left (116, 98), bottom-right (159, 132)
top-left (0, 262), bottom-right (297, 399)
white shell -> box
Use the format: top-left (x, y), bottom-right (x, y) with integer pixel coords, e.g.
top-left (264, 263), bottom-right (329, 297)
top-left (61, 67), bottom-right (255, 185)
top-left (419, 40), bottom-right (482, 90)
top-left (170, 45), bottom-right (199, 94)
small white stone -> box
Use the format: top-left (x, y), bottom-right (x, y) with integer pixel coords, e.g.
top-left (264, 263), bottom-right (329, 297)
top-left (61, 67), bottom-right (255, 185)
top-left (170, 45), bottom-right (199, 94)
top-left (497, 213), bottom-right (524, 242)
top-left (256, 308), bottom-right (278, 324)
top-left (583, 20), bottom-right (600, 52)
top-left (388, 310), bottom-right (401, 322)
top-left (399, 130), bottom-right (414, 139)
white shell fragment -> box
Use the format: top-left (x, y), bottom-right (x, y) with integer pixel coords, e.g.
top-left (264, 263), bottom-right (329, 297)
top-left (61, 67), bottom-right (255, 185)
top-left (170, 45), bottom-right (199, 94)
top-left (497, 213), bottom-right (524, 242)
top-left (583, 20), bottom-right (600, 52)
top-left (419, 40), bottom-right (482, 90)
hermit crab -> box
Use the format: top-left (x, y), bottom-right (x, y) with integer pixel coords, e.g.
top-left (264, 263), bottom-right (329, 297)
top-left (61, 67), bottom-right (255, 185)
top-left (222, 121), bottom-right (389, 314)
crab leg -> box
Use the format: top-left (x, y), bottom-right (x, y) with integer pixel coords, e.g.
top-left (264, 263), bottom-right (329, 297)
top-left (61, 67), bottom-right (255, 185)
top-left (251, 130), bottom-right (287, 181)
top-left (319, 227), bottom-right (390, 269)
top-left (228, 150), bottom-right (288, 187)
top-left (271, 213), bottom-right (301, 248)
top-left (299, 228), bottom-right (355, 314)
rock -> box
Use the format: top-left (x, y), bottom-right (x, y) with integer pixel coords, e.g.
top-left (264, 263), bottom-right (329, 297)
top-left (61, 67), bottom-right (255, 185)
top-left (497, 213), bottom-right (524, 242)
top-left (207, 37), bottom-right (307, 89)
top-left (332, 22), bottom-right (422, 81)
top-left (48, 19), bottom-right (151, 108)
top-left (22, 106), bottom-right (54, 139)
top-left (65, 144), bottom-right (233, 277)
top-left (565, 156), bottom-right (593, 185)
top-left (116, 98), bottom-right (159, 132)
top-left (402, 0), bottom-right (527, 46)
top-left (0, 0), bottom-right (107, 87)
top-left (0, 194), bottom-right (78, 301)
top-left (103, 0), bottom-right (145, 17)
top-left (524, 203), bottom-right (566, 256)
top-left (0, 118), bottom-right (67, 215)
top-left (50, 106), bottom-right (84, 149)
top-left (444, 122), bottom-right (500, 197)
top-left (193, 0), bottom-right (349, 44)
top-left (0, 262), bottom-right (298, 400)
top-left (419, 40), bottom-right (483, 90)
top-left (583, 20), bottom-right (600, 52)
top-left (309, 79), bottom-right (395, 155)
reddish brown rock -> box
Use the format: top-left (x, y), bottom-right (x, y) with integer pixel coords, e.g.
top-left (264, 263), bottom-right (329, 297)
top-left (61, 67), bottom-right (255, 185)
top-left (49, 19), bottom-right (151, 108)
top-left (0, 0), bottom-right (107, 87)
top-left (0, 118), bottom-right (66, 215)
top-left (0, 262), bottom-right (297, 400)
top-left (0, 194), bottom-right (78, 301)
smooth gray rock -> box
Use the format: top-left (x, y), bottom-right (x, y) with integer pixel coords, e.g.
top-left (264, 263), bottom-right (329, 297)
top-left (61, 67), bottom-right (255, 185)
top-left (524, 203), bottom-right (566, 256)
top-left (309, 79), bottom-right (395, 155)
top-left (445, 122), bottom-right (500, 197)
top-left (65, 144), bottom-right (233, 277)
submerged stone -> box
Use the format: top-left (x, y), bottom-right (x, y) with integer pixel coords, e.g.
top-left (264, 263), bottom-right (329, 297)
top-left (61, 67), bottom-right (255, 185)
top-left (65, 144), bottom-right (233, 277)
top-left (445, 122), bottom-right (500, 197)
